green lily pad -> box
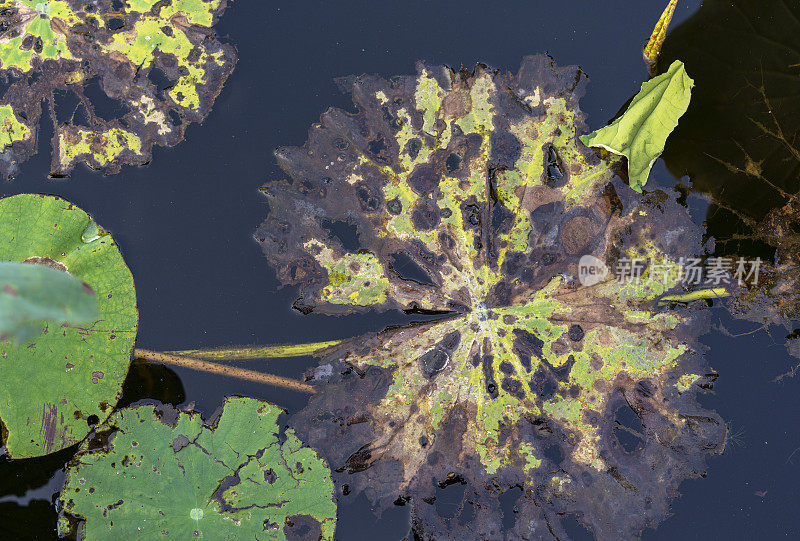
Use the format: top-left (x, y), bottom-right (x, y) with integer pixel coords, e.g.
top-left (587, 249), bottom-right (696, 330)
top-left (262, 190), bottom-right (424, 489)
top-left (58, 397), bottom-right (337, 540)
top-left (0, 0), bottom-right (236, 177)
top-left (0, 194), bottom-right (138, 458)
top-left (257, 56), bottom-right (725, 538)
top-left (580, 60), bottom-right (694, 192)
top-left (0, 260), bottom-right (99, 342)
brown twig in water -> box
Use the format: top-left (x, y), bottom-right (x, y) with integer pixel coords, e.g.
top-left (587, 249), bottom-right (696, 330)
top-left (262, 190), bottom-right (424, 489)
top-left (133, 348), bottom-right (316, 394)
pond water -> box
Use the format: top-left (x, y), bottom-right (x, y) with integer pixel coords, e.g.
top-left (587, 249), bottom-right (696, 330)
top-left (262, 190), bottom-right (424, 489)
top-left (2, 0), bottom-right (799, 539)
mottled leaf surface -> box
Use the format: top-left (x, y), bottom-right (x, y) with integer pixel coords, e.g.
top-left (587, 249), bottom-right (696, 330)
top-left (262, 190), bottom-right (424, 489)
top-left (58, 397), bottom-right (337, 540)
top-left (257, 56), bottom-right (725, 538)
top-left (0, 260), bottom-right (98, 342)
top-left (0, 0), bottom-right (236, 177)
top-left (0, 194), bottom-right (137, 458)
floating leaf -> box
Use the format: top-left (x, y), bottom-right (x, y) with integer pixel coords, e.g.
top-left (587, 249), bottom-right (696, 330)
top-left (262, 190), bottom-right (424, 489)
top-left (58, 397), bottom-right (337, 540)
top-left (0, 0), bottom-right (236, 177)
top-left (256, 56), bottom-right (725, 538)
top-left (0, 194), bottom-right (138, 458)
top-left (580, 60), bottom-right (693, 192)
top-left (0, 260), bottom-right (98, 342)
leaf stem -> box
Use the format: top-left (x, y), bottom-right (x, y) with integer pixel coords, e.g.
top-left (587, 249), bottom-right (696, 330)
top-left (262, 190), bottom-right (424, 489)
top-left (133, 348), bottom-right (316, 394)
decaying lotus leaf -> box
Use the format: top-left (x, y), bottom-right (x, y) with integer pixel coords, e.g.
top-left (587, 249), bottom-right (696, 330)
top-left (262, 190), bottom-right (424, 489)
top-left (256, 56), bottom-right (726, 538)
top-left (0, 0), bottom-right (236, 177)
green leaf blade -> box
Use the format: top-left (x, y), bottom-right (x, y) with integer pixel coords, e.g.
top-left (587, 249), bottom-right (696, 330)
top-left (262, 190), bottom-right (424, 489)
top-left (580, 60), bottom-right (694, 192)
top-left (58, 398), bottom-right (337, 540)
top-left (0, 261), bottom-right (99, 342)
top-left (0, 194), bottom-right (138, 458)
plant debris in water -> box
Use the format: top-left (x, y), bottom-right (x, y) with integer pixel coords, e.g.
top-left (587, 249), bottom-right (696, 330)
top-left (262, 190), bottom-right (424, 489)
top-left (58, 397), bottom-right (337, 540)
top-left (658, 0), bottom-right (800, 368)
top-left (0, 194), bottom-right (137, 459)
top-left (256, 55), bottom-right (727, 538)
top-left (0, 0), bottom-right (236, 177)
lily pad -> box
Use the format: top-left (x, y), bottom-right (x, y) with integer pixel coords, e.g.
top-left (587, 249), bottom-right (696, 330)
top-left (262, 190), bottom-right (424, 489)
top-left (58, 397), bottom-right (337, 540)
top-left (0, 260), bottom-right (98, 342)
top-left (0, 0), bottom-right (236, 177)
top-left (0, 194), bottom-right (138, 458)
top-left (256, 56), bottom-right (726, 538)
top-left (580, 60), bottom-right (693, 192)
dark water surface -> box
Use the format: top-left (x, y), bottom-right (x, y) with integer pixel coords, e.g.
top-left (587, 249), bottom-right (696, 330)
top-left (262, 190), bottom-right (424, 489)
top-left (3, 0), bottom-right (800, 539)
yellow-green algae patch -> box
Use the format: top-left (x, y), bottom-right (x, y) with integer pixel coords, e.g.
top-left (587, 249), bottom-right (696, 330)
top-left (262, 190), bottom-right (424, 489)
top-left (0, 104), bottom-right (31, 149)
top-left (305, 239), bottom-right (390, 306)
top-left (57, 127), bottom-right (142, 169)
top-left (0, 1), bottom-right (81, 72)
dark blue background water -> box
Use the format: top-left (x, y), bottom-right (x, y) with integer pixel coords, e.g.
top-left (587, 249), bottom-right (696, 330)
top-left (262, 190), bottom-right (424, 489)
top-left (3, 1), bottom-right (800, 539)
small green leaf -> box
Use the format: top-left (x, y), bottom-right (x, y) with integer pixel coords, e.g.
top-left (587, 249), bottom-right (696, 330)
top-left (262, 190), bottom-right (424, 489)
top-left (580, 60), bottom-right (694, 192)
top-left (659, 287), bottom-right (729, 305)
top-left (0, 194), bottom-right (138, 458)
top-left (0, 261), bottom-right (99, 343)
top-left (58, 397), bottom-right (337, 540)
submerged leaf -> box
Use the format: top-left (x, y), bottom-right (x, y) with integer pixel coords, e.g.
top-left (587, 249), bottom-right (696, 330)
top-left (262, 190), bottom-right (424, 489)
top-left (257, 56), bottom-right (725, 538)
top-left (580, 60), bottom-right (693, 192)
top-left (58, 398), bottom-right (337, 540)
top-left (0, 194), bottom-right (138, 458)
top-left (0, 260), bottom-right (98, 342)
top-left (0, 0), bottom-right (236, 177)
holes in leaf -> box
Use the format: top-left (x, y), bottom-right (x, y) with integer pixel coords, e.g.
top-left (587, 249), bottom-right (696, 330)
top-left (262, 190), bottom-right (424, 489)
top-left (82, 78), bottom-right (126, 121)
top-left (388, 252), bottom-right (435, 285)
top-left (406, 138), bottom-right (422, 160)
top-left (52, 89), bottom-right (82, 124)
top-left (434, 473), bottom-right (467, 519)
top-left (499, 486), bottom-right (522, 531)
top-left (445, 152), bottom-right (462, 173)
top-left (168, 109), bottom-right (182, 126)
top-left (613, 404), bottom-right (645, 453)
top-left (321, 219), bottom-right (360, 252)
top-left (545, 144), bottom-right (564, 183)
top-left (147, 68), bottom-right (173, 98)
